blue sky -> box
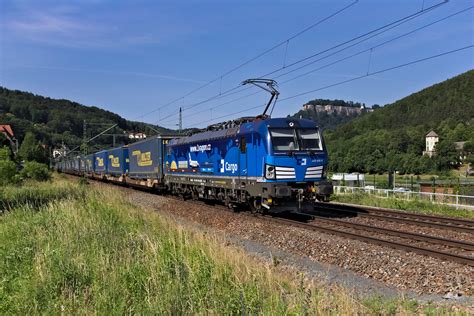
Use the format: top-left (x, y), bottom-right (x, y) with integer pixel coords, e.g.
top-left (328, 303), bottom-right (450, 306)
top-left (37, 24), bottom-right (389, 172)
top-left (1, 0), bottom-right (473, 129)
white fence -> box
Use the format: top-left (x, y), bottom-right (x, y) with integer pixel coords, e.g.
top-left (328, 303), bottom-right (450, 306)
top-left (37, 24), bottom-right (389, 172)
top-left (333, 186), bottom-right (474, 210)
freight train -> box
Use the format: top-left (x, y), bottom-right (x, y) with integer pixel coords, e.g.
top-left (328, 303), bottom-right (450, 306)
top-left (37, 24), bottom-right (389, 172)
top-left (56, 116), bottom-right (333, 213)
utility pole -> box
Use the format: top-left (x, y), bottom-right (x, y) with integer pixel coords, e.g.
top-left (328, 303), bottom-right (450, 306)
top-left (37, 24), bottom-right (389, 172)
top-left (179, 107), bottom-right (182, 133)
top-left (83, 120), bottom-right (87, 156)
top-left (82, 120), bottom-right (87, 178)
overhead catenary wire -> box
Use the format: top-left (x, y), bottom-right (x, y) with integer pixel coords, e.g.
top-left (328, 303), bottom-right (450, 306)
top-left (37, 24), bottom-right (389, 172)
top-left (67, 123), bottom-right (118, 156)
top-left (182, 4), bottom-right (472, 125)
top-left (280, 45), bottom-right (474, 102)
top-left (258, 0), bottom-right (447, 79)
top-left (278, 5), bottom-right (474, 85)
top-left (133, 0), bottom-right (359, 121)
top-left (154, 0), bottom-right (448, 126)
top-left (271, 3), bottom-right (468, 82)
top-left (189, 45), bottom-right (473, 127)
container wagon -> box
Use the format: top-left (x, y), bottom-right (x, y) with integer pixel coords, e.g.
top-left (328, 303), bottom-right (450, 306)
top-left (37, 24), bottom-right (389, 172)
top-left (127, 135), bottom-right (176, 189)
top-left (106, 146), bottom-right (129, 183)
top-left (94, 150), bottom-right (108, 179)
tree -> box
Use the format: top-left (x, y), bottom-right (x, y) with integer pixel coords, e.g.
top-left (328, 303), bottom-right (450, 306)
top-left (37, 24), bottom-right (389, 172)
top-left (0, 146), bottom-right (12, 161)
top-left (0, 146), bottom-right (19, 185)
top-left (18, 132), bottom-right (48, 163)
top-left (20, 161), bottom-right (51, 181)
top-left (433, 140), bottom-right (458, 171)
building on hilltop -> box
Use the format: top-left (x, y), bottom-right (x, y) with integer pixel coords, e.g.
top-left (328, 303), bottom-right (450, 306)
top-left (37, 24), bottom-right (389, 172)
top-left (422, 130), bottom-right (439, 158)
top-left (301, 103), bottom-right (364, 116)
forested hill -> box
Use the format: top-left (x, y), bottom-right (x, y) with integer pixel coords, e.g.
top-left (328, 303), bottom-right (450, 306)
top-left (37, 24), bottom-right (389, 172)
top-left (325, 69), bottom-right (474, 174)
top-left (0, 87), bottom-right (172, 151)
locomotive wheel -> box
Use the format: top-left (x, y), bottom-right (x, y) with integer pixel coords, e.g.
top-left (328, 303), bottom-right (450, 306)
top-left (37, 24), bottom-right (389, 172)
top-left (249, 198), bottom-right (262, 214)
top-left (316, 195), bottom-right (330, 203)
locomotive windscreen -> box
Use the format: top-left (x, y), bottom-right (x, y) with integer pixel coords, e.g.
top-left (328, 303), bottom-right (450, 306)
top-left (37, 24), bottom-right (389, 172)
top-left (270, 129), bottom-right (297, 151)
top-left (269, 128), bottom-right (322, 152)
top-left (298, 129), bottom-right (322, 150)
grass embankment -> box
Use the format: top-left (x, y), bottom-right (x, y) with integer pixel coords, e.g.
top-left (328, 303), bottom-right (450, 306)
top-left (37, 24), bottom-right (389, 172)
top-left (0, 178), bottom-right (464, 314)
top-left (332, 193), bottom-right (474, 218)
top-left (0, 179), bottom-right (83, 210)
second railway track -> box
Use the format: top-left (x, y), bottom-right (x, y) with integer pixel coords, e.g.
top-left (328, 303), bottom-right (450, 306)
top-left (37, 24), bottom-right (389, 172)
top-left (261, 214), bottom-right (474, 267)
top-left (314, 202), bottom-right (474, 233)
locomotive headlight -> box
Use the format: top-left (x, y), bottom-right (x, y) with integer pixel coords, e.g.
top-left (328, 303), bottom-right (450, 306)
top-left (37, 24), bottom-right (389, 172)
top-left (265, 164), bottom-right (276, 179)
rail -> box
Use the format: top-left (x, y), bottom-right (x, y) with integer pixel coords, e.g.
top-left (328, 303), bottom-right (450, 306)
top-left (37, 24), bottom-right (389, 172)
top-left (262, 214), bottom-right (474, 267)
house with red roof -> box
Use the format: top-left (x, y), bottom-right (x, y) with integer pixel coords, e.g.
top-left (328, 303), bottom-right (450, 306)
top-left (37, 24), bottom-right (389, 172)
top-left (0, 124), bottom-right (18, 154)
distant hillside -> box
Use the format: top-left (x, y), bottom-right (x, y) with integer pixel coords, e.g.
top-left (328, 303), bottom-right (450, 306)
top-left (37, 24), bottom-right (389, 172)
top-left (325, 70), bottom-right (474, 174)
top-left (289, 99), bottom-right (375, 130)
top-left (0, 87), bottom-right (172, 152)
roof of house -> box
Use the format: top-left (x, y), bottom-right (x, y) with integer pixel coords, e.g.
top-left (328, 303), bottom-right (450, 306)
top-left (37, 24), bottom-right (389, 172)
top-left (426, 130), bottom-right (438, 137)
top-left (0, 125), bottom-right (14, 138)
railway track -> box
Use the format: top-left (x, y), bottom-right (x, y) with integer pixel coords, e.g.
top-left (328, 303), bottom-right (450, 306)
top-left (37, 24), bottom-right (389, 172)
top-left (171, 197), bottom-right (474, 266)
top-left (83, 177), bottom-right (474, 266)
top-left (261, 213), bottom-right (474, 266)
top-left (314, 202), bottom-right (474, 234)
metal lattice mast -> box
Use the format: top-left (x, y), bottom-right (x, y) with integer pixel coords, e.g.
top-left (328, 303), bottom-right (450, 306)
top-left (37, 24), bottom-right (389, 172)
top-left (179, 107), bottom-right (183, 132)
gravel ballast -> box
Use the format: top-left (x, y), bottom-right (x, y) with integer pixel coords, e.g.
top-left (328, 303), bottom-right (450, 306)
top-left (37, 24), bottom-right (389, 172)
top-left (88, 180), bottom-right (474, 302)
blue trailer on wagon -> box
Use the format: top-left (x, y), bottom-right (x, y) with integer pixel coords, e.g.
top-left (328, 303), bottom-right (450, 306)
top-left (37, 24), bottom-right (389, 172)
top-left (94, 150), bottom-right (108, 179)
top-left (85, 154), bottom-right (95, 176)
top-left (126, 135), bottom-right (177, 189)
top-left (106, 146), bottom-right (129, 182)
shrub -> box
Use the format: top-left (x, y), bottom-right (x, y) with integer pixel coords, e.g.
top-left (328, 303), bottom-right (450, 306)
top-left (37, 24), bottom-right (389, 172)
top-left (18, 132), bottom-right (48, 163)
top-left (20, 161), bottom-right (51, 182)
top-left (0, 160), bottom-right (19, 185)
top-left (0, 146), bottom-right (12, 161)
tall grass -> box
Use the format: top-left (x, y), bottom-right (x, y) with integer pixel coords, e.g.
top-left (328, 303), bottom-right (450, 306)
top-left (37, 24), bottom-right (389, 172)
top-left (0, 180), bottom-right (464, 314)
top-left (332, 192), bottom-right (474, 218)
top-left (0, 178), bottom-right (85, 211)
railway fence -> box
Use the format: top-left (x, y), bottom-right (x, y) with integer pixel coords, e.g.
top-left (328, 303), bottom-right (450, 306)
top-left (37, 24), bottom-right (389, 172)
top-left (333, 186), bottom-right (474, 210)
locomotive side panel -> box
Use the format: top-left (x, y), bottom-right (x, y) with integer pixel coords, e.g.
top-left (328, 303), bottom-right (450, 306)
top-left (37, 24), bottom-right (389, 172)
top-left (166, 136), bottom-right (242, 178)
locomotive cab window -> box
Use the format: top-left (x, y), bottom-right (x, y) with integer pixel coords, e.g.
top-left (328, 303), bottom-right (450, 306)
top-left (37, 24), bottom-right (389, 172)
top-left (297, 129), bottom-right (322, 151)
top-left (270, 128), bottom-right (322, 152)
top-left (270, 129), bottom-right (298, 151)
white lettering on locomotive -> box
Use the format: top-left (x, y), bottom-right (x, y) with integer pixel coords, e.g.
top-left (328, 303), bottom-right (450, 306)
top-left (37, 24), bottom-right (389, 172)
top-left (225, 162), bottom-right (238, 174)
top-left (190, 144), bottom-right (211, 153)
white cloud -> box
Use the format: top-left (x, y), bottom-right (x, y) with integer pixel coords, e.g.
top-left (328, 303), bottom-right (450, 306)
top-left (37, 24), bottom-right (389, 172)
top-left (3, 4), bottom-right (160, 48)
top-left (13, 65), bottom-right (207, 84)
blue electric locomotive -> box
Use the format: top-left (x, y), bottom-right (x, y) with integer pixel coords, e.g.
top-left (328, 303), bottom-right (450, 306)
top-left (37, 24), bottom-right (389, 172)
top-left (164, 116), bottom-right (332, 212)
